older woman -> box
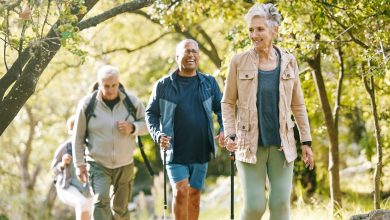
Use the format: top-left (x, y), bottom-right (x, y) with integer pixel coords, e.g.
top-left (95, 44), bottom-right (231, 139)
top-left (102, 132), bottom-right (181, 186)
top-left (221, 3), bottom-right (314, 220)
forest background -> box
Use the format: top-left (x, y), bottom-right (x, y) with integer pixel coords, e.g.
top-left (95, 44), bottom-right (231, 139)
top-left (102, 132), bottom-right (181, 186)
top-left (0, 0), bottom-right (389, 219)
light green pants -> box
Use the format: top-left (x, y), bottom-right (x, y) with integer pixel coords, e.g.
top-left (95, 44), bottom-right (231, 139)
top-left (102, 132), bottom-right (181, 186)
top-left (88, 162), bottom-right (134, 220)
top-left (236, 146), bottom-right (294, 220)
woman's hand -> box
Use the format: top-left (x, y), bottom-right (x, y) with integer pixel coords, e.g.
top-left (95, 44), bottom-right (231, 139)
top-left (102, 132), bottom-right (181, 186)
top-left (225, 137), bottom-right (237, 152)
top-left (302, 145), bottom-right (314, 170)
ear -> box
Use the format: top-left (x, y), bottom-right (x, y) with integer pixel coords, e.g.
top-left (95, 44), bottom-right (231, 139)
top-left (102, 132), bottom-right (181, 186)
top-left (272, 26), bottom-right (279, 38)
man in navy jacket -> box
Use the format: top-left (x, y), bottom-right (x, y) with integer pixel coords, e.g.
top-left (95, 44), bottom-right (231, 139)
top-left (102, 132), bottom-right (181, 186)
top-left (146, 39), bottom-right (224, 220)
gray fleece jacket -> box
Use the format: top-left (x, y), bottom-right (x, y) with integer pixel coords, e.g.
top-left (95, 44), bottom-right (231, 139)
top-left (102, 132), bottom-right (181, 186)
top-left (73, 90), bottom-right (148, 169)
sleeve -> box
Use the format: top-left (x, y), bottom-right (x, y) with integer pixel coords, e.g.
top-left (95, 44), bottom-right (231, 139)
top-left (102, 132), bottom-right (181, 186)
top-left (221, 55), bottom-right (239, 138)
top-left (290, 55), bottom-right (312, 143)
top-left (72, 98), bottom-right (88, 167)
top-left (211, 76), bottom-right (224, 133)
top-left (129, 93), bottom-right (149, 136)
top-left (145, 82), bottom-right (163, 143)
top-left (51, 143), bottom-right (66, 176)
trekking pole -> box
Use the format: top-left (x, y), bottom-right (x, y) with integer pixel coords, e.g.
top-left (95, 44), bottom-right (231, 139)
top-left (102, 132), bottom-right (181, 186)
top-left (228, 135), bottom-right (236, 220)
top-left (230, 151), bottom-right (235, 220)
top-left (163, 149), bottom-right (167, 220)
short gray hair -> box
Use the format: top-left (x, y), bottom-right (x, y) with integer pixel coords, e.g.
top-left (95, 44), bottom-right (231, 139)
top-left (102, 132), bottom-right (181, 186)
top-left (97, 65), bottom-right (119, 81)
top-left (175, 39), bottom-right (199, 58)
top-left (244, 3), bottom-right (282, 28)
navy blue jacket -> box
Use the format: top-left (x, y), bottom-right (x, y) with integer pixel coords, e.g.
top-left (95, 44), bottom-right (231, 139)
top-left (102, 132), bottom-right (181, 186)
top-left (146, 69), bottom-right (223, 162)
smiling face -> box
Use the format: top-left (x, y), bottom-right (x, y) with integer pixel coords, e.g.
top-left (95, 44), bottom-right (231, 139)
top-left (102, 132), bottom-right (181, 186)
top-left (248, 16), bottom-right (278, 50)
top-left (176, 41), bottom-right (199, 76)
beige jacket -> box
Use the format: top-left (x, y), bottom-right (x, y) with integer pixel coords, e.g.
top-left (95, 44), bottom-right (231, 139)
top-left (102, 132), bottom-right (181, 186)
top-left (221, 47), bottom-right (311, 164)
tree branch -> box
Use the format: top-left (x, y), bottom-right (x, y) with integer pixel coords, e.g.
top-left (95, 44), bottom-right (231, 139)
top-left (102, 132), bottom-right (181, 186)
top-left (20, 104), bottom-right (36, 192)
top-left (100, 32), bottom-right (171, 55)
top-left (133, 10), bottom-right (222, 68)
top-left (3, 9), bottom-right (10, 72)
top-left (78, 0), bottom-right (155, 31)
top-left (0, 0), bottom-right (155, 135)
top-left (321, 5), bottom-right (369, 49)
top-left (195, 25), bottom-right (221, 67)
top-left (334, 46), bottom-right (345, 134)
top-left (4, 0), bottom-right (23, 10)
top-left (40, 0), bottom-right (52, 38)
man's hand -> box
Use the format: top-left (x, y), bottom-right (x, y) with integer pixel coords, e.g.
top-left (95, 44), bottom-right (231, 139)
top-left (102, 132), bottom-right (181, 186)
top-left (302, 145), bottom-right (314, 170)
top-left (117, 120), bottom-right (134, 135)
top-left (214, 131), bottom-right (225, 147)
top-left (159, 135), bottom-right (171, 151)
top-left (76, 165), bottom-right (88, 183)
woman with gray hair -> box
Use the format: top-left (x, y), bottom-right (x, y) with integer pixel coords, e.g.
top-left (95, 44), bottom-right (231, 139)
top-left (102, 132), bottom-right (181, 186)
top-left (221, 3), bottom-right (314, 219)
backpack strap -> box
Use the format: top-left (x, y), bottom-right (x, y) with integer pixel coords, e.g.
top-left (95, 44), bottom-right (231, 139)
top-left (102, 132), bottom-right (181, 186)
top-left (84, 91), bottom-right (98, 143)
top-left (65, 141), bottom-right (72, 155)
top-left (119, 86), bottom-right (137, 120)
top-left (119, 87), bottom-right (154, 176)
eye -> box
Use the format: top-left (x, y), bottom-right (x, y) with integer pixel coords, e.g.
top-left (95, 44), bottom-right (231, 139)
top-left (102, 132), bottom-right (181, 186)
top-left (249, 28), bottom-right (254, 32)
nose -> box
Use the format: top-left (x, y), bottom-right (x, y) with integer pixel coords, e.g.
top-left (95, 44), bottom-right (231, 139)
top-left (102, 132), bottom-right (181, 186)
top-left (251, 30), bottom-right (259, 38)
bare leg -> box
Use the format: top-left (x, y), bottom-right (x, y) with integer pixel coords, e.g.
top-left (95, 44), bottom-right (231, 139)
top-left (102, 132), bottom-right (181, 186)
top-left (80, 211), bottom-right (90, 220)
top-left (172, 179), bottom-right (189, 220)
top-left (188, 187), bottom-right (201, 220)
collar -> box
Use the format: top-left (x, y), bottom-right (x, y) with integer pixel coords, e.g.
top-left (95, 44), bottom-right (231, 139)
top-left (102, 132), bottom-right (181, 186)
top-left (169, 68), bottom-right (206, 91)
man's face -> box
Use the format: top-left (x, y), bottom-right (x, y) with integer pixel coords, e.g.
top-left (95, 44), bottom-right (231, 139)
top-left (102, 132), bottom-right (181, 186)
top-left (176, 42), bottom-right (199, 73)
top-left (99, 75), bottom-right (119, 101)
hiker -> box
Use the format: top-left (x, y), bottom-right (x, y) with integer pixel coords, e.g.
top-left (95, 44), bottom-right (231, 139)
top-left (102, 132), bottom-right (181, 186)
top-left (72, 65), bottom-right (148, 220)
top-left (221, 3), bottom-right (314, 220)
top-left (145, 39), bottom-right (224, 220)
top-left (51, 115), bottom-right (93, 220)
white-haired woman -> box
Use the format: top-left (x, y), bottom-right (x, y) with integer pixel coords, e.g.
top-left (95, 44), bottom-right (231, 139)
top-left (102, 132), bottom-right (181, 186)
top-left (221, 3), bottom-right (314, 219)
top-left (51, 116), bottom-right (93, 220)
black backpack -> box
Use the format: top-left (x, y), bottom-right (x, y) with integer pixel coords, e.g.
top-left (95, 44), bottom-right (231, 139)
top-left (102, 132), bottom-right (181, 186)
top-left (85, 83), bottom-right (136, 130)
top-left (83, 83), bottom-right (154, 176)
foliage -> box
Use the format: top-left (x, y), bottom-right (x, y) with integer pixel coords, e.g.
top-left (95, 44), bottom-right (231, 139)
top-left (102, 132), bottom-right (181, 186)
top-left (0, 0), bottom-right (389, 218)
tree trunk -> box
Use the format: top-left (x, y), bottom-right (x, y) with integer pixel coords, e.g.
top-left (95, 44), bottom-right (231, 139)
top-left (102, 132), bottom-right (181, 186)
top-left (362, 64), bottom-right (383, 209)
top-left (307, 34), bottom-right (342, 215)
top-left (44, 184), bottom-right (57, 217)
top-left (0, 0), bottom-right (155, 135)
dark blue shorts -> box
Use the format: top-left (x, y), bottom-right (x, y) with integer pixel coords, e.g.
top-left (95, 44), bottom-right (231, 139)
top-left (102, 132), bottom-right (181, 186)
top-left (166, 163), bottom-right (208, 190)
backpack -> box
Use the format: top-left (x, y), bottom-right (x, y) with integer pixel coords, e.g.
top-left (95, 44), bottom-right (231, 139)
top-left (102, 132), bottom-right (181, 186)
top-left (83, 83), bottom-right (154, 176)
top-left (85, 83), bottom-right (136, 134)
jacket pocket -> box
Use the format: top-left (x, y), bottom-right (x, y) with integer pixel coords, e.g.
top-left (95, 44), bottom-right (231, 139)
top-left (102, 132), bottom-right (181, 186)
top-left (238, 71), bottom-right (256, 80)
top-left (286, 119), bottom-right (296, 146)
top-left (281, 68), bottom-right (295, 105)
top-left (237, 70), bottom-right (256, 106)
top-left (236, 121), bottom-right (249, 148)
top-left (281, 68), bottom-right (295, 80)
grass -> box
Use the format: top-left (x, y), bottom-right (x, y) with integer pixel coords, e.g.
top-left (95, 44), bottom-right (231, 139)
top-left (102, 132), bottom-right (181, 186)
top-left (198, 171), bottom-right (390, 220)
top-left (129, 171), bottom-right (390, 220)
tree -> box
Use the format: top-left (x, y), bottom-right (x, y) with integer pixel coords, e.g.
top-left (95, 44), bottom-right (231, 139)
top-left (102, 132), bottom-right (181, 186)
top-left (0, 0), bottom-right (155, 135)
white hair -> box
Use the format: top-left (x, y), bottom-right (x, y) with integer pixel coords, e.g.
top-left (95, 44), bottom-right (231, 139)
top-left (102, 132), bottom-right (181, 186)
top-left (97, 65), bottom-right (119, 81)
top-left (244, 3), bottom-right (282, 28)
top-left (66, 115), bottom-right (75, 134)
top-left (175, 39), bottom-right (199, 58)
